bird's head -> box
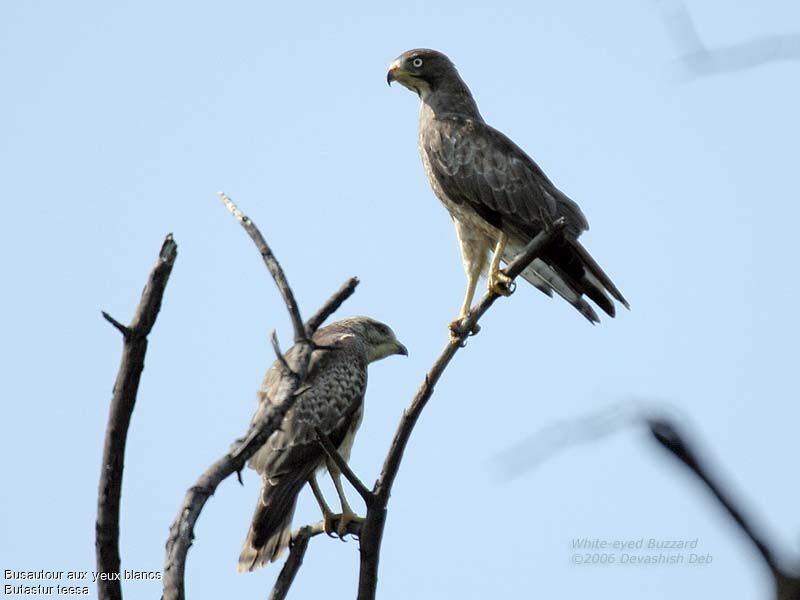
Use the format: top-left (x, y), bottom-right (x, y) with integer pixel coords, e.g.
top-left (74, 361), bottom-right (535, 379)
top-left (332, 316), bottom-right (408, 363)
top-left (386, 48), bottom-right (458, 98)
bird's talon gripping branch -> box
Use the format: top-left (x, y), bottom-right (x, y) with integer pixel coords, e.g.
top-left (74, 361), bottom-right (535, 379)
top-left (448, 318), bottom-right (480, 343)
top-left (322, 511), bottom-right (339, 538)
top-left (488, 270), bottom-right (514, 297)
top-left (336, 509), bottom-right (364, 538)
top-left (448, 319), bottom-right (462, 341)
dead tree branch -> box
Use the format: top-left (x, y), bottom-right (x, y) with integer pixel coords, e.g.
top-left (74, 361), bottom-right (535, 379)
top-left (95, 234), bottom-right (178, 600)
top-left (161, 195), bottom-right (358, 600)
top-left (305, 277), bottom-right (360, 338)
top-left (355, 219), bottom-right (566, 600)
top-left (267, 520), bottom-right (361, 600)
top-left (219, 192), bottom-right (307, 343)
top-left (267, 525), bottom-right (315, 600)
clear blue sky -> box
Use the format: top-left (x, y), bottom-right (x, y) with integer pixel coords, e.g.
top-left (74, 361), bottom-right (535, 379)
top-left (2, 1), bottom-right (798, 598)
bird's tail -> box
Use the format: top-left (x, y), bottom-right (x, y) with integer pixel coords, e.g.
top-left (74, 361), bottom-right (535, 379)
top-left (520, 238), bottom-right (628, 323)
top-left (568, 239), bottom-right (629, 317)
top-left (520, 259), bottom-right (601, 324)
top-left (237, 475), bottom-right (305, 572)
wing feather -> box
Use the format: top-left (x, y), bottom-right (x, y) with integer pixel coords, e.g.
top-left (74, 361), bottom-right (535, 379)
top-left (422, 116), bottom-right (568, 234)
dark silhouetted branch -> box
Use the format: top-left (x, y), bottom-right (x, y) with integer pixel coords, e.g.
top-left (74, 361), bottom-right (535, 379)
top-left (494, 402), bottom-right (800, 600)
top-left (267, 526), bottom-right (315, 600)
top-left (305, 277), bottom-right (360, 338)
top-left (648, 418), bottom-right (800, 598)
top-left (96, 234), bottom-right (178, 600)
top-left (355, 220), bottom-right (566, 600)
top-left (161, 195), bottom-right (357, 600)
top-left (267, 519), bottom-right (362, 600)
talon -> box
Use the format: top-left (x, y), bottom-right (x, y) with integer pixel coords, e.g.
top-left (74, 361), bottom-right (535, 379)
top-left (449, 319), bottom-right (464, 341)
top-left (449, 318), bottom-right (480, 343)
top-left (489, 270), bottom-right (514, 296)
top-left (323, 511), bottom-right (339, 538)
top-left (336, 508), bottom-right (364, 538)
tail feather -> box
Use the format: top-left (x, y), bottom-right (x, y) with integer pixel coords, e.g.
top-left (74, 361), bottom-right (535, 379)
top-left (520, 260), bottom-right (600, 324)
top-left (509, 232), bottom-right (627, 321)
top-left (237, 475), bottom-right (305, 572)
top-left (570, 240), bottom-right (630, 310)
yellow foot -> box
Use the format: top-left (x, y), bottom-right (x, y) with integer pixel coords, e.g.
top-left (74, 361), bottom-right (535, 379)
top-left (322, 507), bottom-right (364, 538)
top-left (322, 510), bottom-right (338, 537)
top-left (336, 508), bottom-right (365, 538)
top-left (488, 270), bottom-right (514, 296)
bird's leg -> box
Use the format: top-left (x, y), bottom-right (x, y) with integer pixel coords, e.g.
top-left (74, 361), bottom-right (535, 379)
top-left (487, 233), bottom-right (513, 296)
top-left (328, 468), bottom-right (364, 538)
top-left (449, 268), bottom-right (481, 340)
top-left (308, 473), bottom-right (338, 536)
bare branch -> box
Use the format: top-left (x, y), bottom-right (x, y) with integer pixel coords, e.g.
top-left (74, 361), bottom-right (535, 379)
top-left (268, 523), bottom-right (321, 600)
top-left (304, 276), bottom-right (360, 336)
top-left (355, 221), bottom-right (565, 600)
top-left (162, 198), bottom-right (357, 600)
top-left (101, 311), bottom-right (131, 338)
top-left (315, 428), bottom-right (375, 505)
top-left (219, 192), bottom-right (307, 343)
top-left (96, 234), bottom-right (178, 600)
top-left (267, 519), bottom-right (363, 600)
top-left (270, 331), bottom-right (298, 380)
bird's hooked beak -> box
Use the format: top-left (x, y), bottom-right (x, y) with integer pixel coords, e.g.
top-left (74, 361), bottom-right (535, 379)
top-left (394, 340), bottom-right (408, 357)
top-left (386, 61), bottom-right (401, 86)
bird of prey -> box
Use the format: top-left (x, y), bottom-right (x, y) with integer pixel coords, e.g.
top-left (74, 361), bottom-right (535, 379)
top-left (387, 49), bottom-right (628, 329)
top-left (238, 316), bottom-right (407, 572)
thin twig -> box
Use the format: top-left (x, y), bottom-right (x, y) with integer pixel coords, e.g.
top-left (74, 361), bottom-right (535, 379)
top-left (315, 428), bottom-right (375, 505)
top-left (270, 331), bottom-right (298, 379)
top-left (267, 526), bottom-right (313, 600)
top-left (305, 277), bottom-right (360, 337)
top-left (219, 192), bottom-right (307, 343)
top-left (356, 221), bottom-right (565, 600)
top-left (267, 519), bottom-right (363, 600)
top-left (96, 234), bottom-right (178, 600)
top-left (162, 197), bottom-right (357, 600)
top-left (101, 311), bottom-right (131, 338)
top-left (268, 523), bottom-right (322, 600)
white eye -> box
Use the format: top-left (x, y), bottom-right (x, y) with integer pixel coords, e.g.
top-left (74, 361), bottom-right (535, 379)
top-left (412, 57), bottom-right (423, 68)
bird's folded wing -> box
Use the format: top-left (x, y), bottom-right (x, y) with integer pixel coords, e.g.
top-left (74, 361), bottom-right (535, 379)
top-left (423, 116), bottom-right (589, 236)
